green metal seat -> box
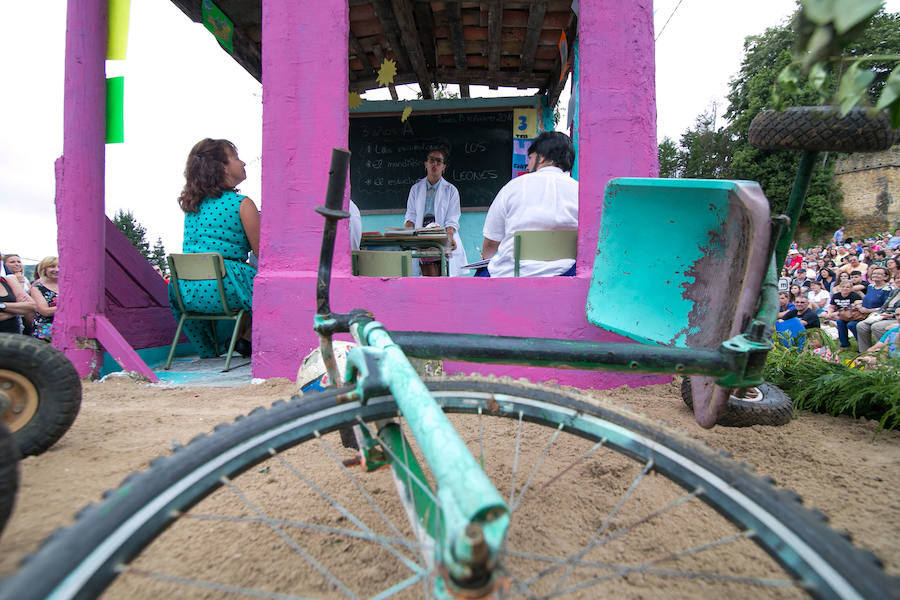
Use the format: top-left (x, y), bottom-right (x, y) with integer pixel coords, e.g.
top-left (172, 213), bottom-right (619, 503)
top-left (352, 250), bottom-right (413, 277)
top-left (513, 229), bottom-right (578, 277)
top-left (165, 253), bottom-right (247, 372)
top-left (587, 178), bottom-right (772, 424)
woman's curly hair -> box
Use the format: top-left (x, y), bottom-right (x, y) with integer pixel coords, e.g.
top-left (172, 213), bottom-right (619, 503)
top-left (178, 138), bottom-right (238, 213)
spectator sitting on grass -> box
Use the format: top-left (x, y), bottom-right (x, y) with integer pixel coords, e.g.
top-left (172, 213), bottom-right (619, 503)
top-left (781, 296), bottom-right (820, 329)
top-left (808, 280), bottom-right (830, 314)
top-left (849, 270), bottom-right (868, 294)
top-left (822, 280), bottom-right (863, 349)
top-left (854, 324), bottom-right (900, 367)
top-left (777, 292), bottom-right (795, 320)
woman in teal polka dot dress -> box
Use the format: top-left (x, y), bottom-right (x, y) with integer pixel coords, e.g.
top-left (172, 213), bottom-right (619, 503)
top-left (171, 138), bottom-right (260, 358)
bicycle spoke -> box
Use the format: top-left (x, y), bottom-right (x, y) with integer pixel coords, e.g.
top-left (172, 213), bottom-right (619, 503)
top-left (186, 513), bottom-right (422, 552)
top-left (534, 458), bottom-right (654, 591)
top-left (314, 431), bottom-right (411, 549)
top-left (368, 570), bottom-right (433, 600)
top-left (119, 566), bottom-right (312, 599)
top-left (511, 421), bottom-right (564, 512)
top-left (508, 411), bottom-right (524, 507)
top-left (538, 438), bottom-right (607, 491)
top-left (221, 476), bottom-right (360, 600)
top-left (270, 451), bottom-right (424, 577)
top-left (551, 531), bottom-right (776, 597)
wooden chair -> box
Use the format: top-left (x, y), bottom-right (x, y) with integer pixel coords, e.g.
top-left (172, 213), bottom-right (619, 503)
top-left (352, 250), bottom-right (413, 277)
top-left (165, 253), bottom-right (247, 372)
top-left (512, 229), bottom-right (578, 277)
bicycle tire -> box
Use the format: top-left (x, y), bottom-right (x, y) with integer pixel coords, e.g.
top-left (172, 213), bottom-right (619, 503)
top-left (681, 378), bottom-right (794, 427)
top-left (3, 377), bottom-right (895, 599)
top-left (0, 333), bottom-right (82, 456)
top-left (748, 106), bottom-right (896, 153)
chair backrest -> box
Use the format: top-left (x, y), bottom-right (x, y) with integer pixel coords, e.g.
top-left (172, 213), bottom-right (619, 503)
top-left (167, 253), bottom-right (233, 314)
top-left (587, 178), bottom-right (771, 350)
top-left (513, 230), bottom-right (578, 276)
top-left (352, 250), bottom-right (413, 277)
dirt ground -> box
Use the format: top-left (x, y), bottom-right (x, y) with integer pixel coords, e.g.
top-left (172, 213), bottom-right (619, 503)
top-left (1, 375), bottom-right (898, 596)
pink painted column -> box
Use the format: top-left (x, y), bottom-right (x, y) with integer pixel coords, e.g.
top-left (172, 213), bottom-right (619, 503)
top-left (56, 0), bottom-right (107, 375)
top-left (255, 0), bottom-right (349, 376)
top-left (577, 0), bottom-right (658, 275)
top-left (252, 0), bottom-right (662, 389)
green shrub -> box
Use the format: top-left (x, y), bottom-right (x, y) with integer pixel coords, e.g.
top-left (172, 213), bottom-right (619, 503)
top-left (764, 330), bottom-right (900, 430)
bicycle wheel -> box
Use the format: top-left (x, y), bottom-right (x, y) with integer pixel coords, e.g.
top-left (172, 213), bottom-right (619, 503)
top-left (3, 377), bottom-right (894, 599)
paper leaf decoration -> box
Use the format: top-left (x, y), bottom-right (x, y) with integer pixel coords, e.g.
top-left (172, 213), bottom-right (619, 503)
top-left (202, 0), bottom-right (234, 54)
top-left (376, 59), bottom-right (397, 87)
top-left (348, 92), bottom-right (363, 109)
top-left (401, 106), bottom-right (413, 122)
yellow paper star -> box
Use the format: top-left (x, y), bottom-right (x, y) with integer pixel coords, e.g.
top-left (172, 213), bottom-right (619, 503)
top-left (348, 92), bottom-right (363, 109)
top-left (376, 58), bottom-right (397, 87)
top-left (401, 106), bottom-right (413, 122)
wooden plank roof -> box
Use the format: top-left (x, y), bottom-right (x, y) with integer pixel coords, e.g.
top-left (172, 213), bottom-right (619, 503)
top-left (169, 0), bottom-right (576, 107)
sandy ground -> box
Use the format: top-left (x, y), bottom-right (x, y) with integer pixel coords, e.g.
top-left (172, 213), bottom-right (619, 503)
top-left (1, 375), bottom-right (898, 597)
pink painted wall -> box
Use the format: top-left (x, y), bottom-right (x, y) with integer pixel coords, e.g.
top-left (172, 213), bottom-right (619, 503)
top-left (56, 0), bottom-right (107, 376)
top-left (254, 0), bottom-right (664, 388)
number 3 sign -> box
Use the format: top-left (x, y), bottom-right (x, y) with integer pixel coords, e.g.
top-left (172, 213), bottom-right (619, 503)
top-left (513, 108), bottom-right (537, 139)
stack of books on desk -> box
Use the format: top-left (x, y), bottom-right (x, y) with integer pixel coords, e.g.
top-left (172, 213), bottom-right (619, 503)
top-left (381, 226), bottom-right (447, 238)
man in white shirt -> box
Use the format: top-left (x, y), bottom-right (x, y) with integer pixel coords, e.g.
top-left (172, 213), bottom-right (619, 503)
top-left (478, 131), bottom-right (578, 277)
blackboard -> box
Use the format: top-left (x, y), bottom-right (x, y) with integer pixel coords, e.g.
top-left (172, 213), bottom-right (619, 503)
top-left (349, 111), bottom-right (513, 211)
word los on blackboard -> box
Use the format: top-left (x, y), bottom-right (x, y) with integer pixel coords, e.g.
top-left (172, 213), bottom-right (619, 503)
top-left (349, 111), bottom-right (514, 211)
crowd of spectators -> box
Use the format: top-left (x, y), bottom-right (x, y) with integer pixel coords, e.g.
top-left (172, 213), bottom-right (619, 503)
top-left (777, 227), bottom-right (900, 365)
top-left (1, 252), bottom-right (59, 341)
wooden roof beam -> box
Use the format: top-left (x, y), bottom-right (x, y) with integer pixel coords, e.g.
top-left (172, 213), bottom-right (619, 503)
top-left (372, 0), bottom-right (413, 73)
top-left (520, 1), bottom-right (547, 73)
top-left (487, 0), bottom-right (503, 74)
top-left (350, 72), bottom-right (419, 92)
top-left (412, 1), bottom-right (437, 68)
top-left (390, 0), bottom-right (434, 99)
top-left (349, 31), bottom-right (378, 79)
top-left (169, 0), bottom-right (261, 81)
top-left (433, 68), bottom-right (545, 88)
top-left (445, 1), bottom-right (470, 98)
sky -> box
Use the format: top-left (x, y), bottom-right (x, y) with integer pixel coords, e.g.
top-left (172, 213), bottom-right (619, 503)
top-left (1, 0), bottom-right (896, 264)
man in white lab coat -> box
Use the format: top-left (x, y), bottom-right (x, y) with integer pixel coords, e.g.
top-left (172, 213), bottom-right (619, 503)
top-left (404, 146), bottom-right (468, 276)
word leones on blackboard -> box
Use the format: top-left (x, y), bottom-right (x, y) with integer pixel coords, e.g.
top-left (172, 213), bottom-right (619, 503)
top-left (349, 111), bottom-right (514, 211)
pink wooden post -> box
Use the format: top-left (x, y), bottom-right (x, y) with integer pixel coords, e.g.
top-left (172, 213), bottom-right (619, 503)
top-left (254, 0), bottom-right (350, 375)
top-left (57, 0), bottom-right (158, 382)
top-left (56, 0), bottom-right (107, 376)
top-left (253, 0), bottom-right (662, 389)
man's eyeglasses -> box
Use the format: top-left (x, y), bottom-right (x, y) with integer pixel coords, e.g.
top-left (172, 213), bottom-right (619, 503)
top-left (426, 157), bottom-right (444, 164)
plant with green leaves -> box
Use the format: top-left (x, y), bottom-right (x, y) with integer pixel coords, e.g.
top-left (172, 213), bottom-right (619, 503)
top-left (774, 0), bottom-right (900, 125)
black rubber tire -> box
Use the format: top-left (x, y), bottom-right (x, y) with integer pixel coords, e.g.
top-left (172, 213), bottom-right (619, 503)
top-left (681, 378), bottom-right (793, 427)
top-left (749, 106), bottom-right (897, 153)
top-left (3, 378), bottom-right (896, 599)
top-left (0, 334), bottom-right (82, 456)
top-left (0, 423), bottom-right (19, 539)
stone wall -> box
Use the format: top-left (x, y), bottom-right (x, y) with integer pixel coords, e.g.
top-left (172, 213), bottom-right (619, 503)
top-left (833, 145), bottom-right (900, 238)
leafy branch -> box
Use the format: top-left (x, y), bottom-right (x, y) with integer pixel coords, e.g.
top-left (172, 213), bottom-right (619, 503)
top-left (774, 0), bottom-right (900, 126)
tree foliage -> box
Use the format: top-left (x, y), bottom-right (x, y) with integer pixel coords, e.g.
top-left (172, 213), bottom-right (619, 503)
top-left (113, 209), bottom-right (166, 270)
top-left (660, 9), bottom-right (899, 239)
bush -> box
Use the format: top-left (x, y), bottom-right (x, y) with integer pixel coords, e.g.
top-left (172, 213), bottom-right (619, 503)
top-left (764, 330), bottom-right (900, 430)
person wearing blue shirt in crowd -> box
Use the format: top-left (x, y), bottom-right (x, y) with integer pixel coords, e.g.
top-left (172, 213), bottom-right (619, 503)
top-left (833, 225), bottom-right (845, 246)
top-left (888, 228), bottom-right (900, 250)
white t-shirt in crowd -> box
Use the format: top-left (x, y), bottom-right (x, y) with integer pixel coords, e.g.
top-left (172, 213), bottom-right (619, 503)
top-left (482, 166), bottom-right (578, 277)
top-left (808, 288), bottom-right (830, 308)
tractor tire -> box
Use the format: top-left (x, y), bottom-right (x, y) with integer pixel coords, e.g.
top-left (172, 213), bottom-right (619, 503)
top-left (0, 423), bottom-right (19, 538)
top-left (749, 106), bottom-right (896, 153)
top-left (681, 377), bottom-right (793, 427)
top-left (0, 334), bottom-right (81, 456)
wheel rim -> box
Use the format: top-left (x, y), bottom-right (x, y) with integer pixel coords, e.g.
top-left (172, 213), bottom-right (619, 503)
top-left (0, 369), bottom-right (39, 432)
top-left (33, 384), bottom-right (871, 599)
top-left (731, 387), bottom-right (763, 403)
